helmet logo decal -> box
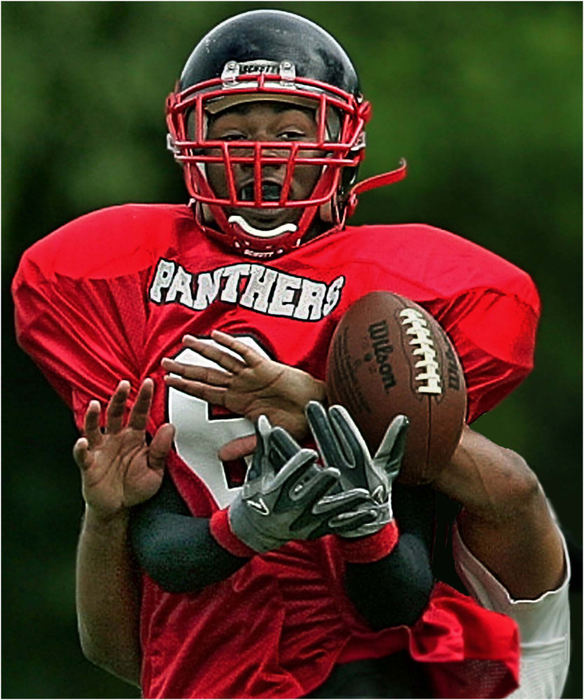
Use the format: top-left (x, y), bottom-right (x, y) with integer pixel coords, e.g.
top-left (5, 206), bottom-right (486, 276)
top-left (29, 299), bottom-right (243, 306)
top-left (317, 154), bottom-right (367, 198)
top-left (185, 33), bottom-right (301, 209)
top-left (221, 60), bottom-right (296, 87)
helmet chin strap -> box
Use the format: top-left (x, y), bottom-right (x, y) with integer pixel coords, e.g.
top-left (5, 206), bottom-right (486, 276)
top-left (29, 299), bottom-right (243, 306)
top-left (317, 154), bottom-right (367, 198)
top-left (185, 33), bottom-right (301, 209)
top-left (227, 215), bottom-right (298, 239)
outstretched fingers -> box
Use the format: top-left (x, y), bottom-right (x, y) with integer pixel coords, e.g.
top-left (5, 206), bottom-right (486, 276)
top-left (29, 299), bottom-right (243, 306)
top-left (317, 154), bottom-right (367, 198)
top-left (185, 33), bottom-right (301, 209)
top-left (218, 434), bottom-right (257, 461)
top-left (127, 378), bottom-right (154, 432)
top-left (73, 436), bottom-right (92, 471)
top-left (148, 423), bottom-right (175, 472)
top-left (210, 330), bottom-right (264, 368)
top-left (83, 399), bottom-right (103, 448)
top-left (313, 488), bottom-right (372, 515)
top-left (105, 380), bottom-right (131, 434)
top-left (328, 404), bottom-right (369, 466)
top-left (269, 425), bottom-right (302, 463)
top-left (164, 374), bottom-right (228, 405)
top-left (182, 333), bottom-right (248, 373)
top-left (374, 415), bottom-right (409, 477)
top-left (82, 377), bottom-right (160, 444)
top-left (305, 401), bottom-right (346, 469)
top-left (328, 509), bottom-right (379, 535)
top-left (313, 489), bottom-right (379, 534)
top-left (161, 356), bottom-right (232, 386)
top-left (270, 448), bottom-right (320, 492)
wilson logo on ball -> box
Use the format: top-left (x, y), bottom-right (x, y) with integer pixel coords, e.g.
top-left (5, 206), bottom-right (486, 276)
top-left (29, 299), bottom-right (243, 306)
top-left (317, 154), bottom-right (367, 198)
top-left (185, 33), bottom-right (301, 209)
top-left (399, 308), bottom-right (442, 395)
top-left (368, 320), bottom-right (396, 392)
top-left (326, 291), bottom-right (467, 485)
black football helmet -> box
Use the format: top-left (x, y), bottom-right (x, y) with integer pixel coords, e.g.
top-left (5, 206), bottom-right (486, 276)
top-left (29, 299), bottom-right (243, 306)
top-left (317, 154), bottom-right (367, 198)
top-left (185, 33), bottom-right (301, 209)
top-left (166, 9), bottom-right (406, 258)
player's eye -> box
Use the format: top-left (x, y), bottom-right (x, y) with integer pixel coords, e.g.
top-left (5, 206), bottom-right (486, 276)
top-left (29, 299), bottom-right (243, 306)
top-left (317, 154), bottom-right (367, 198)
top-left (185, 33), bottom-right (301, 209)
top-left (278, 129), bottom-right (307, 140)
top-left (218, 132), bottom-right (246, 142)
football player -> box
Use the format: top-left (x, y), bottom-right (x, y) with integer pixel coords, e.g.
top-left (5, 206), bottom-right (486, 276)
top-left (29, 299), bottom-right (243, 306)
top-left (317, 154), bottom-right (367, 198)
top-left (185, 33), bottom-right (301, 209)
top-left (13, 9), bottom-right (569, 699)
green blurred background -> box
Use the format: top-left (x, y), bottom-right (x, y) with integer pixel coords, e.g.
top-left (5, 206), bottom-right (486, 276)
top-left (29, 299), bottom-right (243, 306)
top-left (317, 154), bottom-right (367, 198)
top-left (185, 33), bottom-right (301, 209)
top-left (2, 1), bottom-right (581, 697)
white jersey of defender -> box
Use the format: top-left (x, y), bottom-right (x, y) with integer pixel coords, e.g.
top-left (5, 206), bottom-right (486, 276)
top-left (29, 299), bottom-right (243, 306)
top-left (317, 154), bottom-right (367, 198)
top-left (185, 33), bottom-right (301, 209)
top-left (452, 516), bottom-right (571, 699)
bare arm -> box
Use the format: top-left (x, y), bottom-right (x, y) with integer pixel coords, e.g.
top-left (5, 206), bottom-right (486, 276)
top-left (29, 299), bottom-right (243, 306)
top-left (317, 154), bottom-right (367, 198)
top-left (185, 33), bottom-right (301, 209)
top-left (76, 508), bottom-right (141, 686)
top-left (433, 425), bottom-right (565, 599)
top-left (73, 379), bottom-right (174, 686)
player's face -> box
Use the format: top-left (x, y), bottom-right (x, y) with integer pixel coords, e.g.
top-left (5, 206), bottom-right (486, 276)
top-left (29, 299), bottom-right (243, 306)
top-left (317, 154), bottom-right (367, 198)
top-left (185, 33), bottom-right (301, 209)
top-left (205, 102), bottom-right (322, 231)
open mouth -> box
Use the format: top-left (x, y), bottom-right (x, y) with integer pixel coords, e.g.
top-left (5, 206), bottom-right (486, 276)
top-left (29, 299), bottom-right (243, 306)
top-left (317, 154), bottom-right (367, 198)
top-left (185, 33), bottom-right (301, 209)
top-left (239, 182), bottom-right (283, 203)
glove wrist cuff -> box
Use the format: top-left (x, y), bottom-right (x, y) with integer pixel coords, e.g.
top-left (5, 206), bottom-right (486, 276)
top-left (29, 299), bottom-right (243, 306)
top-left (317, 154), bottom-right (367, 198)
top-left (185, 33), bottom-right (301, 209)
top-left (209, 508), bottom-right (256, 559)
top-left (338, 520), bottom-right (399, 563)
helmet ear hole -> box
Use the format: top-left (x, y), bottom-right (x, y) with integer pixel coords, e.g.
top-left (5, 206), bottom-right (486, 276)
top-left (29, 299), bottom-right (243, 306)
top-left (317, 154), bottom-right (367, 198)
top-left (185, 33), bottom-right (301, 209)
top-left (319, 199), bottom-right (334, 224)
top-left (334, 166), bottom-right (360, 222)
top-left (340, 166), bottom-right (359, 196)
top-left (201, 203), bottom-right (214, 223)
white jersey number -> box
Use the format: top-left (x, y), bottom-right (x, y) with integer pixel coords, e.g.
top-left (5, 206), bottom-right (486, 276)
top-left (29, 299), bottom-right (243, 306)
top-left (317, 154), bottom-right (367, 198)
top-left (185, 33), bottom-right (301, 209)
top-left (168, 336), bottom-right (268, 508)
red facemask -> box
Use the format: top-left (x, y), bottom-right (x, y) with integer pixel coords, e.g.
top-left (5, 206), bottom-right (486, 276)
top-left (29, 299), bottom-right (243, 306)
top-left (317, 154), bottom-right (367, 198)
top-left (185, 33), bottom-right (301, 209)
top-left (166, 64), bottom-right (406, 258)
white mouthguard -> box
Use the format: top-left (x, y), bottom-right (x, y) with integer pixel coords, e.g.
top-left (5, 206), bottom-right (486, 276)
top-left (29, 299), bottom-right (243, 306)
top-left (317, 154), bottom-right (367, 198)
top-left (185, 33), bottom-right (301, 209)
top-left (228, 215), bottom-right (298, 239)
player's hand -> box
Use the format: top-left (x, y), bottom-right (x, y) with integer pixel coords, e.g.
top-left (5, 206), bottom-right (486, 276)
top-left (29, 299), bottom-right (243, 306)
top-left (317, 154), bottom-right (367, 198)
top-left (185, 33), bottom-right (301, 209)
top-left (161, 330), bottom-right (326, 460)
top-left (228, 414), bottom-right (378, 552)
top-left (73, 379), bottom-right (175, 521)
top-left (306, 401), bottom-right (409, 537)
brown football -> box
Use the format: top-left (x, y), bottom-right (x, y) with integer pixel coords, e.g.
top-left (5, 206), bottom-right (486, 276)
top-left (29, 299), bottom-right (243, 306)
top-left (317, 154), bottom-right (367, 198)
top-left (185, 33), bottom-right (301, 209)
top-left (325, 291), bottom-right (467, 485)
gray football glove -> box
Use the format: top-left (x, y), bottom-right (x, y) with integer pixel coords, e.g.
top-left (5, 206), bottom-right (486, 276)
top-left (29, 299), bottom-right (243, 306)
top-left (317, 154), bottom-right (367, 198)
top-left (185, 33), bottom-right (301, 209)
top-left (229, 415), bottom-right (377, 553)
top-left (306, 401), bottom-right (409, 538)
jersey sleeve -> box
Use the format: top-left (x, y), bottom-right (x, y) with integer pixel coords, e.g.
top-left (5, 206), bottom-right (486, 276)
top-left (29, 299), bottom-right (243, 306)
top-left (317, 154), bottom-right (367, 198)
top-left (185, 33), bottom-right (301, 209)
top-left (452, 521), bottom-right (570, 699)
top-left (355, 223), bottom-right (541, 423)
top-left (426, 277), bottom-right (540, 423)
top-left (12, 230), bottom-right (148, 429)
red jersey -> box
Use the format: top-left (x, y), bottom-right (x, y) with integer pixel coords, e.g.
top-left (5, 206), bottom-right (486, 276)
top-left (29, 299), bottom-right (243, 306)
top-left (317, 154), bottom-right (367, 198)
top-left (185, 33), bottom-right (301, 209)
top-left (13, 204), bottom-right (538, 698)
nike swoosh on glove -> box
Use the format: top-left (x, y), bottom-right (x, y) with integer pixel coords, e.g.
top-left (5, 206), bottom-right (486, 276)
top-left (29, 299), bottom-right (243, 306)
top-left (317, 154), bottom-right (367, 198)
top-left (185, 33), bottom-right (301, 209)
top-left (227, 414), bottom-right (377, 553)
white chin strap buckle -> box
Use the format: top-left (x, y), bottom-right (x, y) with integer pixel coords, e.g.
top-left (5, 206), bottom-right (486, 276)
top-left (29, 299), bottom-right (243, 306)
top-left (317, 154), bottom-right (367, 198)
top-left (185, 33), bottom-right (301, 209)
top-left (228, 215), bottom-right (297, 239)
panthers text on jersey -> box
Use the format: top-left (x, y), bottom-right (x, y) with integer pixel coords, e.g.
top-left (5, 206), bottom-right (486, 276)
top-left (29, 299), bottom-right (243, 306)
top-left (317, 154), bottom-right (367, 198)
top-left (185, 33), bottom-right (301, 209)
top-left (13, 204), bottom-right (539, 698)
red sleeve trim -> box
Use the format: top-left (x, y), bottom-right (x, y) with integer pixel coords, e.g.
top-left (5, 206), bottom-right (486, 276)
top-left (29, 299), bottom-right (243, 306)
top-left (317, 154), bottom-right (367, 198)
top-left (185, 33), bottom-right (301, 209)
top-left (209, 508), bottom-right (256, 559)
top-left (337, 520), bottom-right (399, 563)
